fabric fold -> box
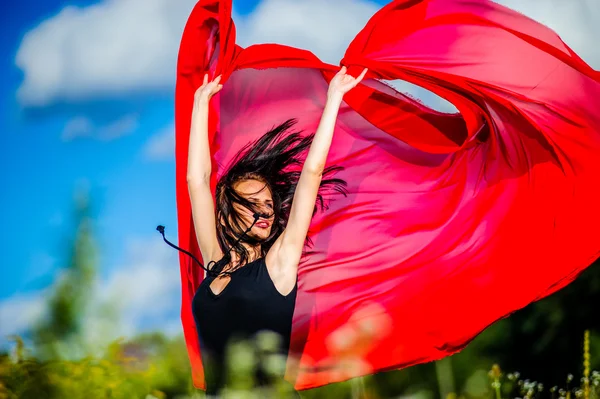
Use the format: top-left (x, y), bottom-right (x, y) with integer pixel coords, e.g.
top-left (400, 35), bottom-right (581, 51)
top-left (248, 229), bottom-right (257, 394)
top-left (175, 0), bottom-right (600, 390)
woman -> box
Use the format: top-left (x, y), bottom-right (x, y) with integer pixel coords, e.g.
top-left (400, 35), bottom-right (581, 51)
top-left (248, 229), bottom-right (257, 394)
top-left (186, 66), bottom-right (367, 395)
top-left (171, 0), bottom-right (600, 393)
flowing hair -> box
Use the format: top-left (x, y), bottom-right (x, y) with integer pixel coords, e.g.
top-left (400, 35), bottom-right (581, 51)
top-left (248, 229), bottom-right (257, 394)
top-left (214, 118), bottom-right (347, 274)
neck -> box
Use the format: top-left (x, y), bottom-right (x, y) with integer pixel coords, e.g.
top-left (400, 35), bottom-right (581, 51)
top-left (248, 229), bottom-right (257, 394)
top-left (244, 242), bottom-right (262, 261)
top-left (227, 242), bottom-right (262, 268)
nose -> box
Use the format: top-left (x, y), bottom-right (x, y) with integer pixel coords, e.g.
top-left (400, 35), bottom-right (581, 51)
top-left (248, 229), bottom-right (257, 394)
top-left (259, 205), bottom-right (273, 218)
top-left (258, 211), bottom-right (272, 220)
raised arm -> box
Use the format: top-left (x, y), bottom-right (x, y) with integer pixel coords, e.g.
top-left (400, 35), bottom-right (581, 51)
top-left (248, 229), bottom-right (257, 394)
top-left (268, 67), bottom-right (367, 285)
top-left (187, 74), bottom-right (224, 268)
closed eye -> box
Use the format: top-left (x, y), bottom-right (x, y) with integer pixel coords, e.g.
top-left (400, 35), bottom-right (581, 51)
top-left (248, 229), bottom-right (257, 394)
top-left (249, 196), bottom-right (273, 209)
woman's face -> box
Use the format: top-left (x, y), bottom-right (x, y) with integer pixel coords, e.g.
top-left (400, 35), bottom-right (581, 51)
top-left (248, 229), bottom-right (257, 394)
top-left (232, 178), bottom-right (274, 240)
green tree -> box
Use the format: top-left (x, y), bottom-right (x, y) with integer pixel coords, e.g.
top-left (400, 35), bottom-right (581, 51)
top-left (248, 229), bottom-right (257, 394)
top-left (32, 184), bottom-right (98, 360)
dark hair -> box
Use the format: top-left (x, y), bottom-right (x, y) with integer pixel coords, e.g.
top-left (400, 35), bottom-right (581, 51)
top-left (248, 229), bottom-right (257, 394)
top-left (214, 118), bottom-right (347, 273)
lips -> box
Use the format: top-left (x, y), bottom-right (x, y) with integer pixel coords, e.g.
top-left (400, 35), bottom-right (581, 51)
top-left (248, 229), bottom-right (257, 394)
top-left (256, 221), bottom-right (270, 229)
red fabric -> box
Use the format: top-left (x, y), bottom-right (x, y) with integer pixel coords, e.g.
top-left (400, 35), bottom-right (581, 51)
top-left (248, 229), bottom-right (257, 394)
top-left (175, 0), bottom-right (600, 390)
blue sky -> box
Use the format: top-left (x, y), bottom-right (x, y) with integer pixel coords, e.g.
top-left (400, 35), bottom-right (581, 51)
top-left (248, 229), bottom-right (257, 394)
top-left (1, 0), bottom-right (181, 296)
top-left (1, 0), bottom-right (598, 344)
top-left (0, 0), bottom-right (392, 343)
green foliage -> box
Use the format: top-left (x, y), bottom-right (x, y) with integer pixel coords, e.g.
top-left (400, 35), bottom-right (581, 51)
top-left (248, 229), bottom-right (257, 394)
top-left (2, 186), bottom-right (600, 399)
top-left (0, 335), bottom-right (193, 399)
top-left (1, 332), bottom-right (598, 399)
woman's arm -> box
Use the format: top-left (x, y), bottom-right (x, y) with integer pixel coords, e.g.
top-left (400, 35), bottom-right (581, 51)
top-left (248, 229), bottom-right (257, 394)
top-left (187, 74), bottom-right (224, 267)
top-left (268, 67), bottom-right (367, 287)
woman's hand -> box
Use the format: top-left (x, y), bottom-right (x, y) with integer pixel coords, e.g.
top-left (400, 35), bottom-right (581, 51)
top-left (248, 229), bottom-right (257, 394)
top-left (194, 74), bottom-right (223, 108)
top-left (327, 66), bottom-right (368, 99)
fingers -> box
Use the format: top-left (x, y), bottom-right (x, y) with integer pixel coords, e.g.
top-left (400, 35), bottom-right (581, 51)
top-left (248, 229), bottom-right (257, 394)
top-left (348, 68), bottom-right (368, 81)
top-left (209, 76), bottom-right (223, 94)
top-left (357, 68), bottom-right (368, 81)
top-left (201, 73), bottom-right (221, 86)
top-left (194, 74), bottom-right (224, 101)
top-left (337, 66), bottom-right (368, 81)
top-left (208, 75), bottom-right (222, 90)
top-left (334, 66), bottom-right (347, 78)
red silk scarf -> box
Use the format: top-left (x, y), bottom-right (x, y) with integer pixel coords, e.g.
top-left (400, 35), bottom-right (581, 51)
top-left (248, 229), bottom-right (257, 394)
top-left (175, 0), bottom-right (600, 390)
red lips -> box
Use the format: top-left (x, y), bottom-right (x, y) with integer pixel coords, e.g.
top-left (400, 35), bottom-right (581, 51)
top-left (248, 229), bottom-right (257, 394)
top-left (256, 221), bottom-right (270, 229)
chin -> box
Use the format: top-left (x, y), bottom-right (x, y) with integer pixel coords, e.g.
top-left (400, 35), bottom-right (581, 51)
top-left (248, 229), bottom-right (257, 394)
top-left (252, 228), bottom-right (271, 240)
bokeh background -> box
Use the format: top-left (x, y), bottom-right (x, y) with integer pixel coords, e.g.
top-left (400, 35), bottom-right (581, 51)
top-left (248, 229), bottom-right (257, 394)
top-left (1, 0), bottom-right (599, 398)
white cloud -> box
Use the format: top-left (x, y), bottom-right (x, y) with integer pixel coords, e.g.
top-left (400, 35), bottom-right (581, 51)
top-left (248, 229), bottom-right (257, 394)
top-left (142, 123), bottom-right (174, 161)
top-left (16, 0), bottom-right (598, 114)
top-left (0, 292), bottom-right (46, 339)
top-left (15, 0), bottom-right (379, 106)
top-left (62, 116), bottom-right (94, 140)
top-left (100, 113), bottom-right (139, 140)
top-left (496, 0), bottom-right (599, 68)
top-left (386, 80), bottom-right (459, 113)
top-left (84, 234), bottom-right (182, 343)
top-left (16, 0), bottom-right (197, 106)
top-left (61, 113), bottom-right (138, 141)
top-left (235, 0), bottom-right (379, 64)
top-left (0, 235), bottom-right (182, 346)
top-left (101, 235), bottom-right (180, 319)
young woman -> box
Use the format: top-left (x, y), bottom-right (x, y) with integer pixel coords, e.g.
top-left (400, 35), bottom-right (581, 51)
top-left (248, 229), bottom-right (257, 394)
top-left (186, 66), bottom-right (367, 395)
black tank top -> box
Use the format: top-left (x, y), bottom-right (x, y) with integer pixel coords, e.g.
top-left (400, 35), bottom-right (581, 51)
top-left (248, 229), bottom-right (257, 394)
top-left (192, 257), bottom-right (298, 394)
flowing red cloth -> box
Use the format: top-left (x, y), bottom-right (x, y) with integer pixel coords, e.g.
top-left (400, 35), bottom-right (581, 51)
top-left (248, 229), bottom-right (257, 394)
top-left (175, 0), bottom-right (600, 390)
